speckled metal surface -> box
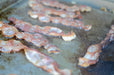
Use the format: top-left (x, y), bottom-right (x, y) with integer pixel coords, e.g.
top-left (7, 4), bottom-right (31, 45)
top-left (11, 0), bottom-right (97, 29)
top-left (0, 0), bottom-right (114, 75)
top-left (0, 0), bottom-right (17, 10)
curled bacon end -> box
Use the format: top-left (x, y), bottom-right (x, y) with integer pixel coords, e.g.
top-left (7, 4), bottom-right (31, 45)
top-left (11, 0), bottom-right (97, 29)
top-left (28, 10), bottom-right (38, 19)
top-left (79, 5), bottom-right (92, 12)
top-left (83, 25), bottom-right (92, 31)
top-left (62, 31), bottom-right (76, 41)
top-left (44, 44), bottom-right (60, 54)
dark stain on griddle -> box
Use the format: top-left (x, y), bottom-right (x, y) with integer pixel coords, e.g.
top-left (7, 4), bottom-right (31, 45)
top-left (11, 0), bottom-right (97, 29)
top-left (0, 8), bottom-right (15, 20)
top-left (0, 65), bottom-right (5, 70)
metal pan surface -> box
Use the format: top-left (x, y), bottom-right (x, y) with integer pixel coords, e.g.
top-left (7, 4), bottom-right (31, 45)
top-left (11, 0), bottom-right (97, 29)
top-left (0, 0), bottom-right (114, 75)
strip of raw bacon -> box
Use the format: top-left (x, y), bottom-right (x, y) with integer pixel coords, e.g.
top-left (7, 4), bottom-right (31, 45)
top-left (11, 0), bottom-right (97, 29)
top-left (0, 21), bottom-right (60, 54)
top-left (78, 25), bottom-right (114, 67)
top-left (9, 17), bottom-right (76, 41)
top-left (27, 10), bottom-right (92, 31)
top-left (0, 40), bottom-right (72, 75)
top-left (29, 1), bottom-right (81, 19)
top-left (29, 0), bottom-right (92, 12)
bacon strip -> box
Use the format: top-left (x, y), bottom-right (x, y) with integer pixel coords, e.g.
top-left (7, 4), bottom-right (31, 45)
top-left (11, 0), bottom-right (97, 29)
top-left (25, 48), bottom-right (72, 75)
top-left (28, 0), bottom-right (92, 31)
top-left (29, 1), bottom-right (81, 19)
top-left (27, 11), bottom-right (91, 31)
top-left (29, 0), bottom-right (92, 12)
top-left (9, 17), bottom-right (76, 41)
top-left (100, 25), bottom-right (114, 47)
top-left (0, 40), bottom-right (72, 75)
top-left (0, 21), bottom-right (60, 54)
top-left (78, 25), bottom-right (114, 67)
top-left (78, 44), bottom-right (102, 67)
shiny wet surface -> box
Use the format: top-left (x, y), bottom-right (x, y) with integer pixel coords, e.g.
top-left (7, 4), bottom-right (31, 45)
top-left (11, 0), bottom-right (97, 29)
top-left (0, 0), bottom-right (114, 75)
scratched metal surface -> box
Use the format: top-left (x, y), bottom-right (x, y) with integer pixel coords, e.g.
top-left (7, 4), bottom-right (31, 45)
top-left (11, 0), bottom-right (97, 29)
top-left (0, 0), bottom-right (114, 75)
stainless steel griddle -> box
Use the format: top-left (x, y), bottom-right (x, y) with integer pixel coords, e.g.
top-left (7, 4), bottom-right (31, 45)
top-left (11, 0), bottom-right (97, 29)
top-left (0, 0), bottom-right (114, 75)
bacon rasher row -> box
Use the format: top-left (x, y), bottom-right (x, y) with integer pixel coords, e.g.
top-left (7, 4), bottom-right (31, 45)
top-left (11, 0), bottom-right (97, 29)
top-left (0, 21), bottom-right (62, 54)
top-left (78, 25), bottom-right (114, 67)
top-left (0, 40), bottom-right (72, 75)
top-left (9, 17), bottom-right (76, 41)
top-left (28, 10), bottom-right (92, 31)
top-left (28, 0), bottom-right (82, 19)
top-left (29, 0), bottom-right (92, 12)
top-left (28, 0), bottom-right (92, 31)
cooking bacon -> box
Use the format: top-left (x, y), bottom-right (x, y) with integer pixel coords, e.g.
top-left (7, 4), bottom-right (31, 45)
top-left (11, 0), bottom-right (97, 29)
top-left (27, 10), bottom-right (92, 31)
top-left (0, 21), bottom-right (60, 54)
top-left (9, 17), bottom-right (76, 41)
top-left (29, 1), bottom-right (81, 19)
top-left (78, 25), bottom-right (114, 67)
top-left (29, 0), bottom-right (92, 12)
top-left (0, 39), bottom-right (72, 75)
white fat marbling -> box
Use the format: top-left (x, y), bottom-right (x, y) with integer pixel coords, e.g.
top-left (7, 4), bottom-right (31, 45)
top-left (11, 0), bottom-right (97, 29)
top-left (3, 29), bottom-right (15, 35)
top-left (0, 24), bottom-right (3, 27)
top-left (60, 14), bottom-right (66, 18)
top-left (16, 33), bottom-right (24, 39)
top-left (53, 19), bottom-right (60, 23)
top-left (88, 45), bottom-right (98, 53)
top-left (39, 16), bottom-right (50, 22)
top-left (84, 53), bottom-right (91, 60)
top-left (90, 53), bottom-right (99, 60)
top-left (50, 28), bottom-right (62, 33)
